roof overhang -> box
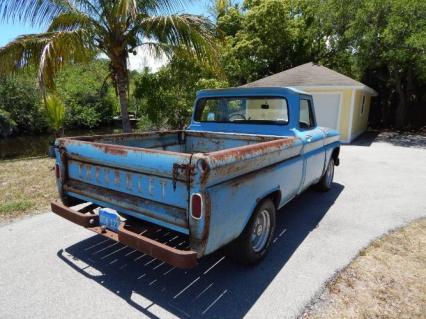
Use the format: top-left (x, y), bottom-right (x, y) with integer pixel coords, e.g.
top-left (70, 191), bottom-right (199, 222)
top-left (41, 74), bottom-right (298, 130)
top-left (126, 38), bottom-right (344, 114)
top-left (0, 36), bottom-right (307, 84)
top-left (293, 85), bottom-right (378, 96)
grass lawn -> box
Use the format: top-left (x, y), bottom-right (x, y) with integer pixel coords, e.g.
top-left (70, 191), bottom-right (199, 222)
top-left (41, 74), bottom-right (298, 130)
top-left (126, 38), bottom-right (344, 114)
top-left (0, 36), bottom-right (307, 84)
top-left (302, 218), bottom-right (426, 319)
top-left (0, 157), bottom-right (57, 221)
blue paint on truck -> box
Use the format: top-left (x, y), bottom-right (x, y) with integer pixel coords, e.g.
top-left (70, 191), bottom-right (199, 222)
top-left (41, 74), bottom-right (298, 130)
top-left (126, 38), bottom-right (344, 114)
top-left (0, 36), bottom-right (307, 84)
top-left (51, 87), bottom-right (340, 268)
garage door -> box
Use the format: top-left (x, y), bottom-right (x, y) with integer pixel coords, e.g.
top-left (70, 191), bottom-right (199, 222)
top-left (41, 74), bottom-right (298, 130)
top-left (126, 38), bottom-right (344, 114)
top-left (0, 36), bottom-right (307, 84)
top-left (311, 93), bottom-right (341, 130)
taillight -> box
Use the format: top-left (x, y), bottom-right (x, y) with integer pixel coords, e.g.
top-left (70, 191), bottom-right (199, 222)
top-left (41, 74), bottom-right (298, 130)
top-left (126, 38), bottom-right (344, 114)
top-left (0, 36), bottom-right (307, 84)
top-left (55, 164), bottom-right (61, 179)
top-left (190, 193), bottom-right (203, 219)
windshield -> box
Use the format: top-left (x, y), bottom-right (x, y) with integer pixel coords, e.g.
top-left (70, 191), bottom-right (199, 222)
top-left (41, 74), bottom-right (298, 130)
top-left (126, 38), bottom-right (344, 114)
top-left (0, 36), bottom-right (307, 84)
top-left (194, 97), bottom-right (289, 124)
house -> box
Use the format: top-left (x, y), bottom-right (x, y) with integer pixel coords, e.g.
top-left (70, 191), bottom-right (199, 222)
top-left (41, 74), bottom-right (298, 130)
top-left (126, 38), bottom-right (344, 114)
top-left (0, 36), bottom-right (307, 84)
top-left (243, 62), bottom-right (377, 143)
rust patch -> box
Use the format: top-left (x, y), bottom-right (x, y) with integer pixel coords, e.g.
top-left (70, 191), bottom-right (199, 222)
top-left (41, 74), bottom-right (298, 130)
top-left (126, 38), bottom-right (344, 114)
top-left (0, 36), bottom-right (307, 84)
top-left (85, 164), bottom-right (91, 180)
top-left (51, 200), bottom-right (197, 269)
top-left (189, 192), bottom-right (211, 256)
top-left (104, 168), bottom-right (110, 184)
top-left (114, 169), bottom-right (120, 185)
top-left (63, 180), bottom-right (188, 228)
top-left (78, 162), bottom-right (83, 179)
top-left (95, 166), bottom-right (100, 183)
top-left (209, 137), bottom-right (295, 163)
top-left (198, 160), bottom-right (211, 186)
top-left (199, 192), bottom-right (211, 253)
top-left (61, 130), bottom-right (184, 142)
top-left (126, 173), bottom-right (132, 190)
top-left (92, 142), bottom-right (129, 156)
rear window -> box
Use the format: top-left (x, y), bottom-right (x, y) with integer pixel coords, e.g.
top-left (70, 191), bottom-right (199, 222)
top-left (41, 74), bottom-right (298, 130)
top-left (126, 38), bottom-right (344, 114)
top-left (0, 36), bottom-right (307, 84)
top-left (194, 97), bottom-right (289, 125)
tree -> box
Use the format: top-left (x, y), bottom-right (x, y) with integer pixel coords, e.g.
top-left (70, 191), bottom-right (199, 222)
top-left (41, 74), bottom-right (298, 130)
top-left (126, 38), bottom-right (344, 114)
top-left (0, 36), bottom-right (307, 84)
top-left (134, 52), bottom-right (228, 129)
top-left (216, 0), bottom-right (426, 128)
top-left (314, 0), bottom-right (426, 128)
top-left (0, 0), bottom-right (217, 132)
top-left (218, 0), bottom-right (324, 85)
top-left (347, 0), bottom-right (426, 128)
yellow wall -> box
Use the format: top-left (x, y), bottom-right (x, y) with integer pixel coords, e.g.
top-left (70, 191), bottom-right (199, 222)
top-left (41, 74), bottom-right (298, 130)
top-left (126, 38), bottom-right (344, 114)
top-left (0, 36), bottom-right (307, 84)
top-left (350, 90), bottom-right (371, 140)
top-left (294, 87), bottom-right (353, 142)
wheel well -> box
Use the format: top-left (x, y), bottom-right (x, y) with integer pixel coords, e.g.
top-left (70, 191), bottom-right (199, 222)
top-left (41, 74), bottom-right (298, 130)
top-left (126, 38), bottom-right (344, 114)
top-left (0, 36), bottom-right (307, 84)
top-left (254, 190), bottom-right (281, 213)
top-left (265, 190), bottom-right (281, 209)
top-left (332, 147), bottom-right (340, 166)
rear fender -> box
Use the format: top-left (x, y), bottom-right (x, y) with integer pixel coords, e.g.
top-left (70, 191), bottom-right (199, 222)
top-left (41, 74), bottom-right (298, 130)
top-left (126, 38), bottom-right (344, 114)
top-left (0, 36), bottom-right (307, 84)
top-left (243, 187), bottom-right (281, 231)
top-left (202, 155), bottom-right (302, 255)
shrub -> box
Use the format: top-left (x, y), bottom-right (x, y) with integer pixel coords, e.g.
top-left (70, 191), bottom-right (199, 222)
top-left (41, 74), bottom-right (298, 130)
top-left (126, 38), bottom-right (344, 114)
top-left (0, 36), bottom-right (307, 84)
top-left (0, 75), bottom-right (47, 135)
top-left (0, 107), bottom-right (16, 138)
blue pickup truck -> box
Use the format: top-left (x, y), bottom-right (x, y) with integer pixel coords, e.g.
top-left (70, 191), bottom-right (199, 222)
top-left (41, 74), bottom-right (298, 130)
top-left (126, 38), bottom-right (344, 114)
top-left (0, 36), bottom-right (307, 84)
top-left (51, 87), bottom-right (340, 268)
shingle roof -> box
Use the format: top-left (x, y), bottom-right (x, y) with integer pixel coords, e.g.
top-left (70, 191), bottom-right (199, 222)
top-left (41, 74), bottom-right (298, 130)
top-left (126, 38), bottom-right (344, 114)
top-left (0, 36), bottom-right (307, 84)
top-left (242, 62), bottom-right (376, 94)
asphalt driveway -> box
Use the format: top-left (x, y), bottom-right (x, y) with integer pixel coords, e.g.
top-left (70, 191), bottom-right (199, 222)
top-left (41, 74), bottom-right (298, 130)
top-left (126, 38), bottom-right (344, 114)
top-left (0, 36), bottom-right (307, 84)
top-left (1, 135), bottom-right (425, 319)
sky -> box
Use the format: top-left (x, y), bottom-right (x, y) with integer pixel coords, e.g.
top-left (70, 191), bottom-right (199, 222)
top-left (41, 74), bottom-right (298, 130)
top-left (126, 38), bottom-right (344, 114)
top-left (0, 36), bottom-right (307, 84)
top-left (0, 1), bottom-right (215, 71)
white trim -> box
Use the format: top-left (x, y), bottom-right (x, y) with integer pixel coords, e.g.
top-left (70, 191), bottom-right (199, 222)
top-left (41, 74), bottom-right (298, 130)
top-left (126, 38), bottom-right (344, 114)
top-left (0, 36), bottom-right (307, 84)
top-left (309, 91), bottom-right (343, 132)
top-left (347, 88), bottom-right (356, 142)
top-left (294, 85), bottom-right (377, 96)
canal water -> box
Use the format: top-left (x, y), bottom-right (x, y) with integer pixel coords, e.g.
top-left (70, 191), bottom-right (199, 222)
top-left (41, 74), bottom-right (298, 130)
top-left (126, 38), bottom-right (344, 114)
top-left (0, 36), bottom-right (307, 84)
top-left (0, 127), bottom-right (124, 160)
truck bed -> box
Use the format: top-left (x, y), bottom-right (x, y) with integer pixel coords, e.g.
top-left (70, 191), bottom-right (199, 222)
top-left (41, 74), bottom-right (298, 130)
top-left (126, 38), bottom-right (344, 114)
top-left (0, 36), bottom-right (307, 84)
top-left (65, 130), bottom-right (282, 153)
top-left (54, 130), bottom-right (302, 236)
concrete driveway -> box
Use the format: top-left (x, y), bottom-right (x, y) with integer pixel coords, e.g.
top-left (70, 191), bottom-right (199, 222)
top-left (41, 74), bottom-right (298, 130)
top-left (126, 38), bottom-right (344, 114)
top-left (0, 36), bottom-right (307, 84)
top-left (1, 136), bottom-right (425, 319)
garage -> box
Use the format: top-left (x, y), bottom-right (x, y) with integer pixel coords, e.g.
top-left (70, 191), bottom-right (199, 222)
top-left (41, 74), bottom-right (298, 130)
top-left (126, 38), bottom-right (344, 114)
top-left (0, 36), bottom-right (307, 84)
top-left (311, 93), bottom-right (341, 130)
top-left (243, 62), bottom-right (377, 143)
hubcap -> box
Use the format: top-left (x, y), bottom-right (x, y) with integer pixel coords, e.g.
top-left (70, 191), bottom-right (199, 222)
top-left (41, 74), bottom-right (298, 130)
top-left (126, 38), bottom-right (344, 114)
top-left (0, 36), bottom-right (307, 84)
top-left (251, 210), bottom-right (271, 253)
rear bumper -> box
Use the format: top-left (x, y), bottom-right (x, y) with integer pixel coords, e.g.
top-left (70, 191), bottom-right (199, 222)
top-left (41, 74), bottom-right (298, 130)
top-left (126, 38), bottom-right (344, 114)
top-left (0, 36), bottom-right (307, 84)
top-left (51, 201), bottom-right (198, 269)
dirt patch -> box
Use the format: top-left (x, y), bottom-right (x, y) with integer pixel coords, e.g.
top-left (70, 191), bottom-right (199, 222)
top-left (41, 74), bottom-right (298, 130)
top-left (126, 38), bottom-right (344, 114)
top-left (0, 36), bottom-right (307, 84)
top-left (301, 218), bottom-right (426, 319)
top-left (0, 157), bottom-right (58, 222)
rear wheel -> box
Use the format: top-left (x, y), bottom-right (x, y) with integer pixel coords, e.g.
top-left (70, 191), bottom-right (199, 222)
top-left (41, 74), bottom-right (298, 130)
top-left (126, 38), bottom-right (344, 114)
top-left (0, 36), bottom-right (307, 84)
top-left (225, 199), bottom-right (276, 265)
top-left (316, 158), bottom-right (334, 192)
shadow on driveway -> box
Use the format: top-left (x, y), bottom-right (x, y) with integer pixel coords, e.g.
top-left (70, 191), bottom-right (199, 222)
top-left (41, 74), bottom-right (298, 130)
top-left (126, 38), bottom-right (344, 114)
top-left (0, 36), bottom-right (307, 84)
top-left (349, 130), bottom-right (426, 148)
top-left (57, 183), bottom-right (344, 318)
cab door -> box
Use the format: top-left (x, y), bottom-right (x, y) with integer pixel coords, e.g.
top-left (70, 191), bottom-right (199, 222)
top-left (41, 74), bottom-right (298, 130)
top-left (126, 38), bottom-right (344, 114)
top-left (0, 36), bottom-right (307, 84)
top-left (297, 97), bottom-right (326, 190)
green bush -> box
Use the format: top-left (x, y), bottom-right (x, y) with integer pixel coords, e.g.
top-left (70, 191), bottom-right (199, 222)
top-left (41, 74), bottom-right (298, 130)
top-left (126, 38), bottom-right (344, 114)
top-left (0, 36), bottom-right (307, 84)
top-left (63, 93), bottom-right (115, 129)
top-left (0, 107), bottom-right (17, 138)
top-left (0, 75), bottom-right (47, 135)
top-left (57, 61), bottom-right (117, 129)
top-left (0, 61), bottom-right (117, 137)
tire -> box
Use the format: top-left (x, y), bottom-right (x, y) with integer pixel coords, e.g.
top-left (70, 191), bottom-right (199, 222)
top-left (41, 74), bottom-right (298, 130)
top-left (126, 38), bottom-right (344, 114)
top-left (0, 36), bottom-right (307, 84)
top-left (225, 199), bottom-right (276, 265)
top-left (316, 158), bottom-right (335, 192)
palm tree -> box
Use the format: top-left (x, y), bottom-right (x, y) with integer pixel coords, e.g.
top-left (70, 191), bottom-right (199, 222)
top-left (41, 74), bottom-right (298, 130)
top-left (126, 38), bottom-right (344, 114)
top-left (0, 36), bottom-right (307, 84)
top-left (0, 0), bottom-right (216, 132)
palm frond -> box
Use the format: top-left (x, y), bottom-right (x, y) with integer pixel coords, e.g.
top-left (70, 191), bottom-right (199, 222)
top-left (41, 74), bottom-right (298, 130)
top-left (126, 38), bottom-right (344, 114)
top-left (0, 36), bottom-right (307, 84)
top-left (140, 14), bottom-right (218, 60)
top-left (47, 11), bottom-right (93, 31)
top-left (139, 0), bottom-right (187, 16)
top-left (139, 41), bottom-right (173, 60)
top-left (43, 93), bottom-right (65, 132)
top-left (115, 0), bottom-right (138, 20)
top-left (0, 30), bottom-right (96, 90)
top-left (0, 0), bottom-right (73, 26)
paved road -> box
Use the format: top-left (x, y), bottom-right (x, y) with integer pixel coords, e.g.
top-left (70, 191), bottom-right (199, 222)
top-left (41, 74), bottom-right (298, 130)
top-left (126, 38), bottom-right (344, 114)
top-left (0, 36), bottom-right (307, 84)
top-left (1, 137), bottom-right (425, 319)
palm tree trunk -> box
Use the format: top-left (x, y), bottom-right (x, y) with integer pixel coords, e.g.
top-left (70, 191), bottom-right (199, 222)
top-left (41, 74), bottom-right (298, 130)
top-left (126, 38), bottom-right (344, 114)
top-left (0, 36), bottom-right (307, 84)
top-left (117, 73), bottom-right (132, 133)
top-left (112, 55), bottom-right (132, 133)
